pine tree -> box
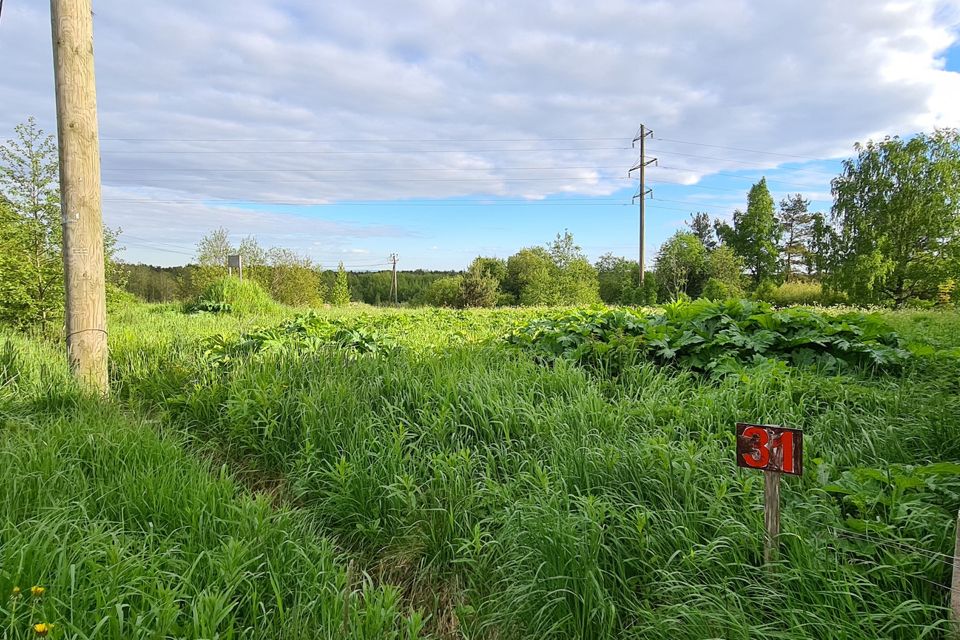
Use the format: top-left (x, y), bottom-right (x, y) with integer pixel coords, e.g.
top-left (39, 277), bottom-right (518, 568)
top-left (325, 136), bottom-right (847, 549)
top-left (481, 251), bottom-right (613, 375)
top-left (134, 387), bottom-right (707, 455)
top-left (686, 212), bottom-right (717, 250)
top-left (330, 262), bottom-right (351, 306)
top-left (460, 258), bottom-right (500, 307)
top-left (805, 212), bottom-right (834, 279)
top-left (777, 194), bottom-right (814, 281)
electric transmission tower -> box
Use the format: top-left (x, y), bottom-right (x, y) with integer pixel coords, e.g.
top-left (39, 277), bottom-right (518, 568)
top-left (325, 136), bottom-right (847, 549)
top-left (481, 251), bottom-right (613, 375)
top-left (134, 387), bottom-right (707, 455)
top-left (630, 125), bottom-right (656, 286)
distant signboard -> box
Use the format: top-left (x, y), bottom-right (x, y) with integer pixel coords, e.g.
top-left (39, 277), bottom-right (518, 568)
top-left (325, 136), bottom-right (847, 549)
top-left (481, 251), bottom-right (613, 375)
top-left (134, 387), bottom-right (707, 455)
top-left (227, 254), bottom-right (242, 269)
top-left (736, 423), bottom-right (803, 476)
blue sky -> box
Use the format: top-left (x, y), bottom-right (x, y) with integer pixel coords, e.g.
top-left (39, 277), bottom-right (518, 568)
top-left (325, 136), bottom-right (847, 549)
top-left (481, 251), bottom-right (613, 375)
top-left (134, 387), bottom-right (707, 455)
top-left (250, 154), bottom-right (846, 271)
top-left (2, 1), bottom-right (959, 270)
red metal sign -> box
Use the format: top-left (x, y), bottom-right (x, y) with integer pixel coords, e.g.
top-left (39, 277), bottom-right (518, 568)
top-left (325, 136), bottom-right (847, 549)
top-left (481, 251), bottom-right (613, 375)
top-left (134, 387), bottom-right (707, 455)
top-left (736, 423), bottom-right (803, 476)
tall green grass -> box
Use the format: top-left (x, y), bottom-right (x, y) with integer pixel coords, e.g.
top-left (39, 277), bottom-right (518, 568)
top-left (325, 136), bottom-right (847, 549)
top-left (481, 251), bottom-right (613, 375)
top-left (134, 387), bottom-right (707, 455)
top-left (106, 305), bottom-right (960, 639)
top-left (189, 277), bottom-right (281, 316)
top-left (0, 332), bottom-right (425, 639)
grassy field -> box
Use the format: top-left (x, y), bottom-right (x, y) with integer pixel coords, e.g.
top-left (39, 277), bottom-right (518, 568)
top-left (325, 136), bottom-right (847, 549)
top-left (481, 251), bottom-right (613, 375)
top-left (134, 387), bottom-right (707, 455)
top-left (2, 301), bottom-right (959, 639)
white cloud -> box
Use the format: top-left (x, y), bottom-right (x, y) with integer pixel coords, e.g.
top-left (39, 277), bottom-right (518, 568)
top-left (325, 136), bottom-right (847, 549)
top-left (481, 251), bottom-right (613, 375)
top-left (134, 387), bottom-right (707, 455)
top-left (100, 184), bottom-right (409, 265)
top-left (2, 0), bottom-right (959, 261)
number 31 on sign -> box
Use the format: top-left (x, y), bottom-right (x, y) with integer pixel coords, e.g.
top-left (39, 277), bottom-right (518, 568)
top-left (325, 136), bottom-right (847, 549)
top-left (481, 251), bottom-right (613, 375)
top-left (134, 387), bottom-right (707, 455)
top-left (735, 423), bottom-right (803, 476)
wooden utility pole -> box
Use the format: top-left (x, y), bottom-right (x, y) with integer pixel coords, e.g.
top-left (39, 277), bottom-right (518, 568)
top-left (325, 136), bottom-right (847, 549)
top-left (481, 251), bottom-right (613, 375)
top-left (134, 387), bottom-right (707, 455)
top-left (51, 0), bottom-right (108, 394)
top-left (630, 126), bottom-right (655, 286)
top-left (951, 510), bottom-right (959, 639)
top-left (763, 470), bottom-right (781, 564)
top-left (389, 253), bottom-right (399, 304)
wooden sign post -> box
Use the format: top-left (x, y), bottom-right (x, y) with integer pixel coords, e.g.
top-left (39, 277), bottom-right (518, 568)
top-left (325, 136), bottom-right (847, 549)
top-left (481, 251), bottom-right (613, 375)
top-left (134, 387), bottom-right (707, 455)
top-left (952, 509), bottom-right (959, 640)
top-left (763, 469), bottom-right (780, 564)
top-left (736, 423), bottom-right (803, 564)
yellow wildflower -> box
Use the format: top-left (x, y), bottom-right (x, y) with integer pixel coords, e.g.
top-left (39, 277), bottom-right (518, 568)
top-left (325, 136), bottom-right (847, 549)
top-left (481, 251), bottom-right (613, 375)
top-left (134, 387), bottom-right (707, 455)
top-left (11, 586), bottom-right (21, 597)
top-left (30, 586), bottom-right (45, 598)
top-left (33, 623), bottom-right (53, 636)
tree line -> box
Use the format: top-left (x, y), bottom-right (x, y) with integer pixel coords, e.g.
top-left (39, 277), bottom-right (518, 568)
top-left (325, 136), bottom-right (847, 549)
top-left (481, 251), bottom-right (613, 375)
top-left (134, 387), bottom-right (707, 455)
top-left (123, 258), bottom-right (460, 306)
top-left (636, 129), bottom-right (960, 308)
top-left (128, 227), bottom-right (606, 309)
top-left (2, 116), bottom-right (957, 328)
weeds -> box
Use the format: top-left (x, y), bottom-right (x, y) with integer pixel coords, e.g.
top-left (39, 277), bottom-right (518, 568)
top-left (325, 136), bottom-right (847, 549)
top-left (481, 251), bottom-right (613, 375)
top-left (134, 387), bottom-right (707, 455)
top-left (507, 299), bottom-right (910, 376)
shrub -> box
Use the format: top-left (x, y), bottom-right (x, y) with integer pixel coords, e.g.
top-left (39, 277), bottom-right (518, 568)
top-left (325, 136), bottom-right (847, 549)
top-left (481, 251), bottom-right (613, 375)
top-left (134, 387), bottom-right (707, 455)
top-left (763, 281), bottom-right (848, 307)
top-left (769, 281), bottom-right (823, 305)
top-left (106, 283), bottom-right (140, 312)
top-left (187, 277), bottom-right (278, 316)
top-left (421, 276), bottom-right (464, 308)
top-left (700, 277), bottom-right (738, 301)
top-left (496, 291), bottom-right (518, 307)
top-left (707, 245), bottom-right (745, 296)
top-left (637, 272), bottom-right (658, 305)
top-left (655, 232), bottom-right (708, 300)
top-left (751, 279), bottom-right (779, 302)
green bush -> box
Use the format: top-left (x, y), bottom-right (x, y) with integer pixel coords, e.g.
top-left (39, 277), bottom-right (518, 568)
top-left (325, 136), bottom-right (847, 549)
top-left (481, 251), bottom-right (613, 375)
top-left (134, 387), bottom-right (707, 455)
top-left (496, 291), bottom-right (518, 307)
top-left (769, 281), bottom-right (822, 305)
top-left (699, 277), bottom-right (739, 301)
top-left (420, 276), bottom-right (464, 308)
top-left (187, 277), bottom-right (278, 316)
top-left (751, 279), bottom-right (779, 302)
top-left (764, 281), bottom-right (848, 307)
top-left (106, 283), bottom-right (140, 312)
top-left (633, 273), bottom-right (658, 305)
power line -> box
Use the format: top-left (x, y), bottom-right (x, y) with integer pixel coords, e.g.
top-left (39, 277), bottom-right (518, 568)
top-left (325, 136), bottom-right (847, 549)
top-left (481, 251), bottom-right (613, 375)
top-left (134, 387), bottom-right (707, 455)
top-left (104, 198), bottom-right (736, 215)
top-left (653, 136), bottom-right (824, 161)
top-left (654, 164), bottom-right (831, 192)
top-left (97, 133), bottom-right (846, 167)
top-left (101, 164), bottom-right (631, 173)
top-left (101, 176), bottom-right (635, 185)
top-left (98, 170), bottom-right (828, 200)
top-left (99, 168), bottom-right (830, 196)
top-left (119, 240), bottom-right (392, 269)
top-left (94, 132), bottom-right (849, 244)
top-left (647, 147), bottom-right (838, 178)
top-left (99, 145), bottom-right (632, 155)
top-left (103, 198), bottom-right (637, 206)
top-left (120, 234), bottom-right (393, 266)
top-left (122, 233), bottom-right (198, 249)
top-left (101, 135), bottom-right (627, 143)
top-left (644, 203), bottom-right (729, 216)
top-left (119, 240), bottom-right (195, 258)
top-left (650, 196), bottom-right (738, 209)
top-left (641, 175), bottom-right (766, 195)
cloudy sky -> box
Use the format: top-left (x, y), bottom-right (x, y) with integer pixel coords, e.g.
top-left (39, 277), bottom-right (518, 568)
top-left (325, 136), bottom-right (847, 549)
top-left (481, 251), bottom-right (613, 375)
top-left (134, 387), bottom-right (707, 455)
top-left (2, 0), bottom-right (959, 269)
